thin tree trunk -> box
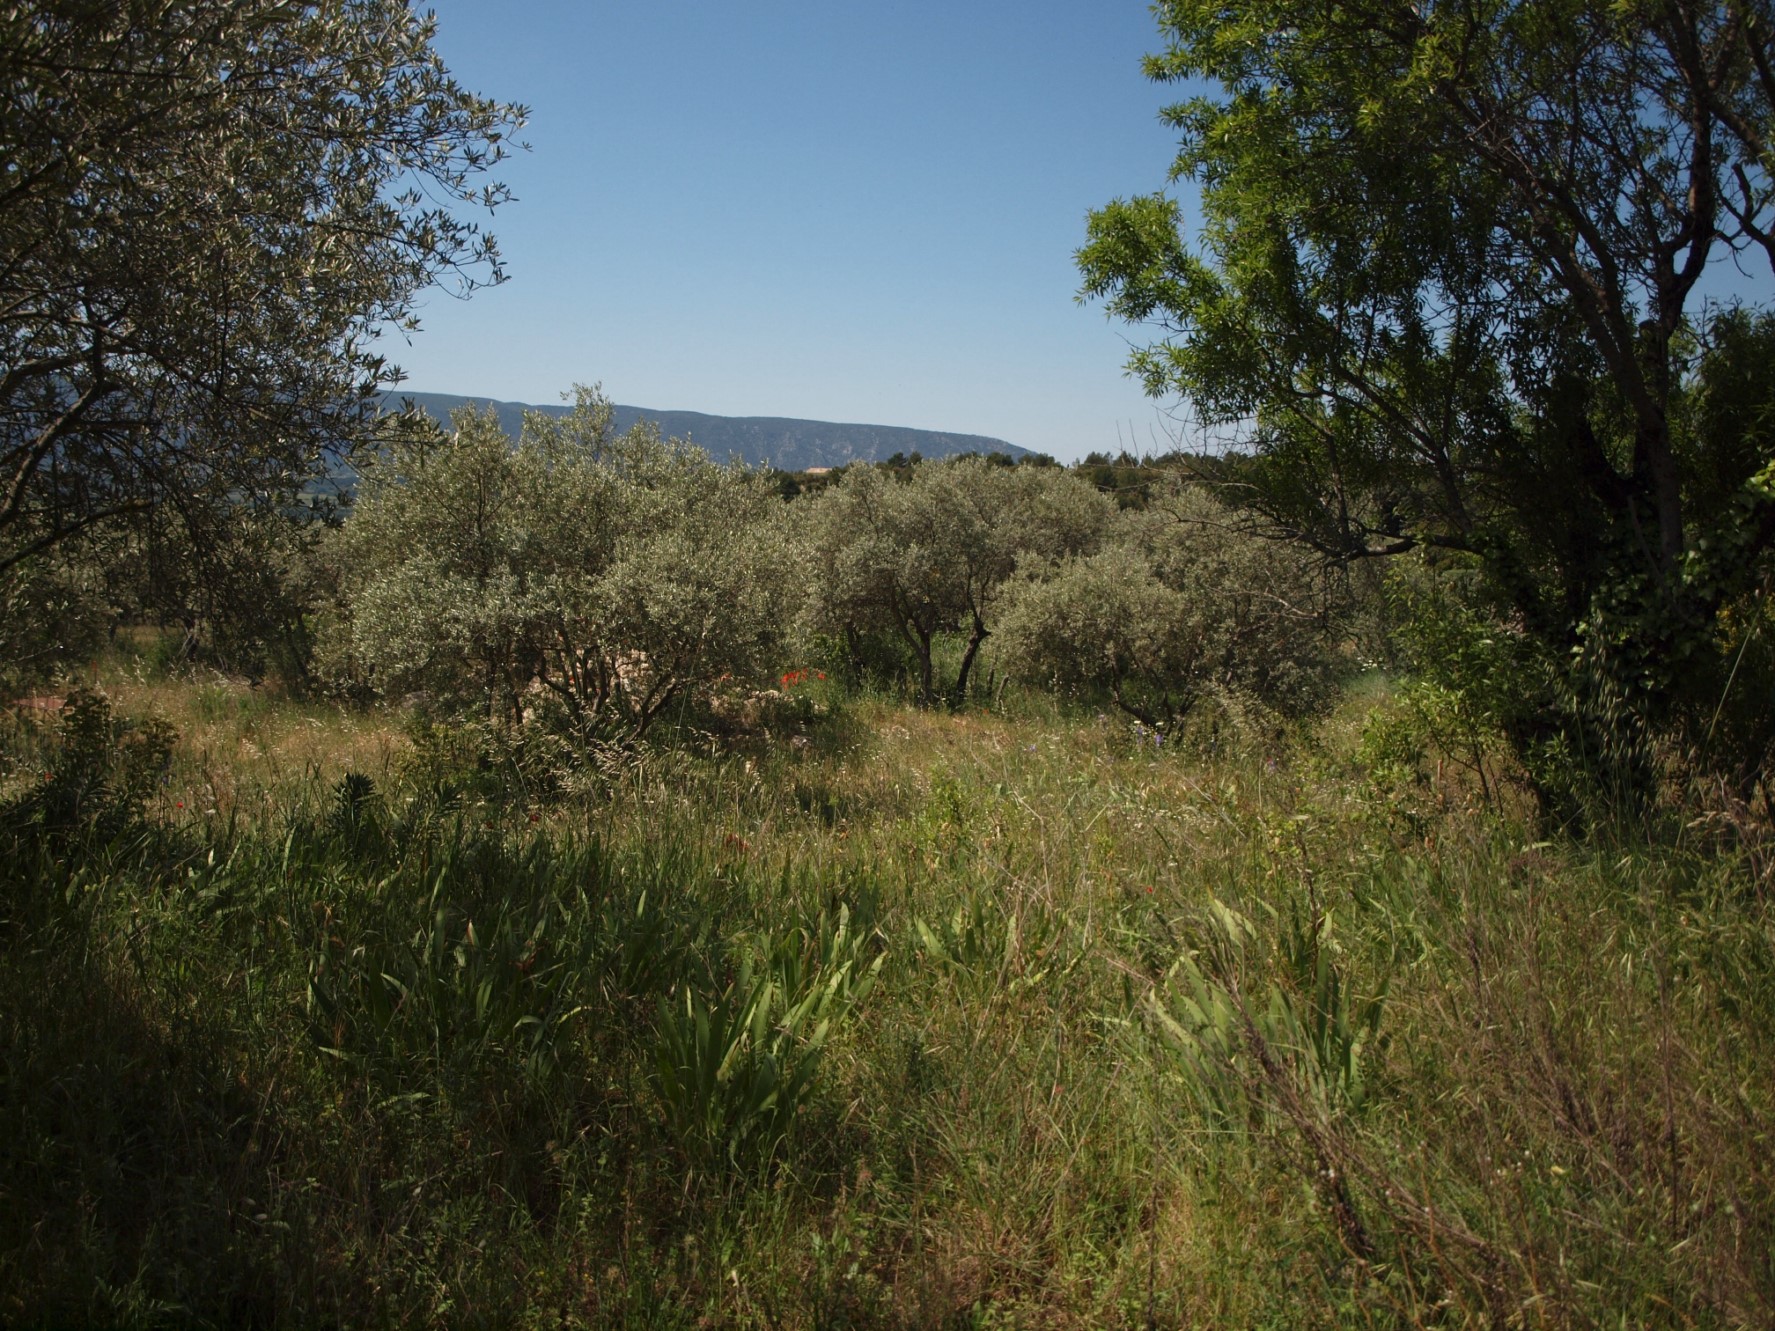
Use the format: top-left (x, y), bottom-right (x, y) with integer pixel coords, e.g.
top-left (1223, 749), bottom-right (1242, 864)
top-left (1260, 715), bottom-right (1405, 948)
top-left (950, 616), bottom-right (988, 710)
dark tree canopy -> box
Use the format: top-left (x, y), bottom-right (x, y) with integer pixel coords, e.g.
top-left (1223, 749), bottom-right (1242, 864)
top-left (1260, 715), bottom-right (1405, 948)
top-left (1080, 0), bottom-right (1775, 802)
top-left (0, 0), bottom-right (524, 576)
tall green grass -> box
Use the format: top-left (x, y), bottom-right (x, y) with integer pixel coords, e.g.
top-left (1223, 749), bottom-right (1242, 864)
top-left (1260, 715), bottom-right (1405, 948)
top-left (1, 682), bottom-right (1770, 1326)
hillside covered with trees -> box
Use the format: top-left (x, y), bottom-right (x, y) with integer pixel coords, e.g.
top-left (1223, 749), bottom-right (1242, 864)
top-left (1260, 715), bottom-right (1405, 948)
top-left (390, 391), bottom-right (1033, 471)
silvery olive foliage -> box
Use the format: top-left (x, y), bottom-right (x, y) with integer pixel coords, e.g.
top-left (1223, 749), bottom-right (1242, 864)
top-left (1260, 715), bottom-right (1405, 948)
top-left (1, 0), bottom-right (523, 575)
top-left (996, 481), bottom-right (1338, 730)
top-left (321, 388), bottom-right (802, 743)
top-left (803, 458), bottom-right (1115, 707)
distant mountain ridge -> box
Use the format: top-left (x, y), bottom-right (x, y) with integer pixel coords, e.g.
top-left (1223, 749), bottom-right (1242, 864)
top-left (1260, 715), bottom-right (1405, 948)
top-left (387, 392), bottom-right (1028, 471)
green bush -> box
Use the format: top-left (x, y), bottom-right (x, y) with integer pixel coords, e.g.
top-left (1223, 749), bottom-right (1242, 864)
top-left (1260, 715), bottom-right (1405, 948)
top-left (1, 688), bottom-right (175, 841)
top-left (0, 556), bottom-right (109, 698)
top-left (997, 481), bottom-right (1341, 732)
top-left (802, 456), bottom-right (1114, 707)
top-left (322, 387), bottom-right (803, 747)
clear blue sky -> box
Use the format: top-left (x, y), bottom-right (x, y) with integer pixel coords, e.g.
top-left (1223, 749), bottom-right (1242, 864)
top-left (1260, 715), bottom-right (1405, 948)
top-left (389, 1), bottom-right (1190, 462)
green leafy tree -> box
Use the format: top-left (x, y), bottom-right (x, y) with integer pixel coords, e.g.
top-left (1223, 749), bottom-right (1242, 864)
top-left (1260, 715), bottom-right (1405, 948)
top-left (1, 0), bottom-right (523, 578)
top-left (803, 457), bottom-right (1113, 707)
top-left (325, 390), bottom-right (802, 743)
top-left (997, 482), bottom-right (1338, 730)
top-left (1079, 0), bottom-right (1775, 802)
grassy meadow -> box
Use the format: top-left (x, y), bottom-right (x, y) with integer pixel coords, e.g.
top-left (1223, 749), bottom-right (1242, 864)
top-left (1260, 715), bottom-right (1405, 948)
top-left (1, 650), bottom-right (1771, 1328)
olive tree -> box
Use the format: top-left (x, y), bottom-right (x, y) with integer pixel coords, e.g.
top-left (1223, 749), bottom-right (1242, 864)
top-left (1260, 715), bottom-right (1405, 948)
top-left (997, 482), bottom-right (1339, 730)
top-left (803, 458), bottom-right (1113, 707)
top-left (1, 0), bottom-right (522, 577)
top-left (325, 390), bottom-right (801, 742)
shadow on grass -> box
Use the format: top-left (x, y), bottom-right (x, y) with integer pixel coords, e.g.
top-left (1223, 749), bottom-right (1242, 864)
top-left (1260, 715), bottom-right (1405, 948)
top-left (0, 896), bottom-right (303, 1327)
